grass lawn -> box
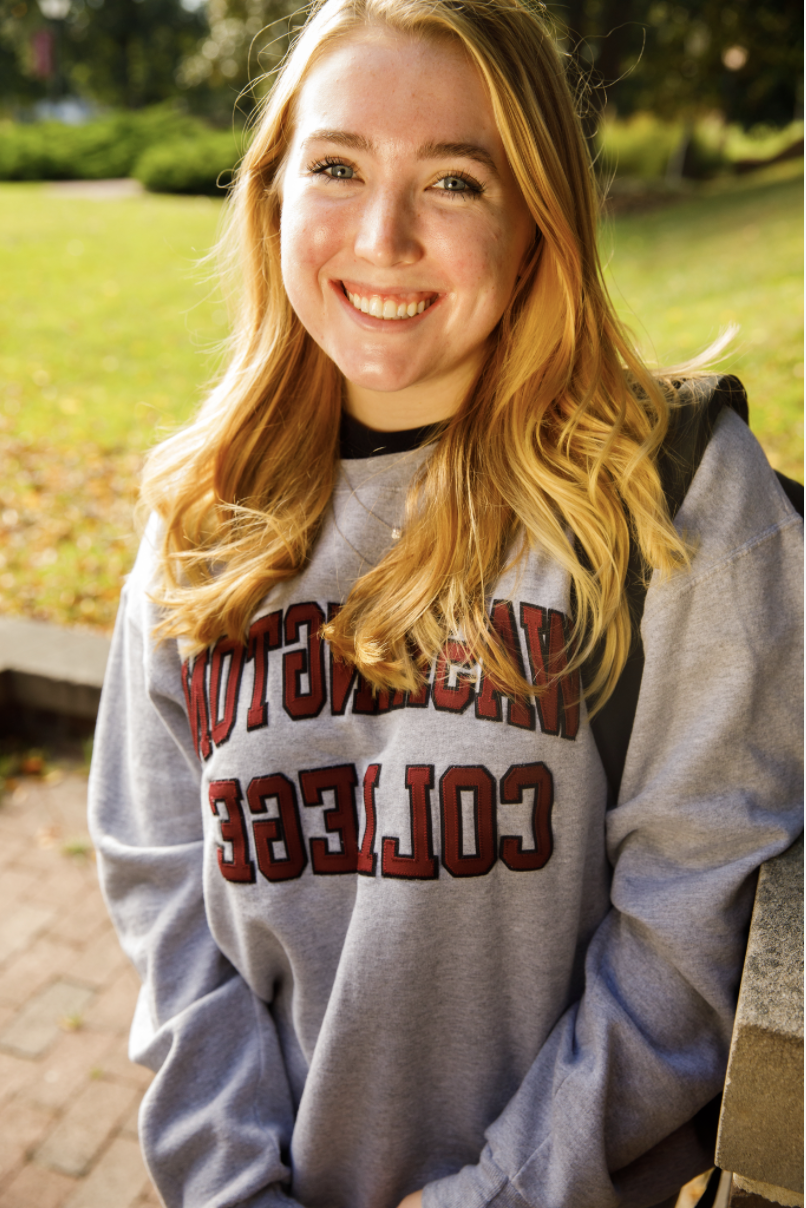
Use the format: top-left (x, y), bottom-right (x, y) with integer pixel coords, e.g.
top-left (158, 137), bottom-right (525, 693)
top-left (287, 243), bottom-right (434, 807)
top-left (0, 163), bottom-right (802, 632)
top-left (0, 184), bottom-right (226, 629)
top-left (602, 159), bottom-right (804, 478)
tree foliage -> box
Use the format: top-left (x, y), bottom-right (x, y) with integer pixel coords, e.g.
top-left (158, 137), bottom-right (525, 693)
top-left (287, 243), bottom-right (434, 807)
top-left (545, 0), bottom-right (803, 127)
top-left (0, 0), bottom-right (802, 126)
top-left (1, 0), bottom-right (206, 109)
top-left (176, 0), bottom-right (302, 117)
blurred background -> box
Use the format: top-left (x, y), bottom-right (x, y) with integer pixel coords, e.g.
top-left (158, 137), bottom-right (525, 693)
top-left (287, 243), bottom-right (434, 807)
top-left (0, 0), bottom-right (803, 632)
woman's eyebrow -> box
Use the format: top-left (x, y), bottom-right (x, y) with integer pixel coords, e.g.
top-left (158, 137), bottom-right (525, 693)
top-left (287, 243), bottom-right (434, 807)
top-left (417, 141), bottom-right (499, 175)
top-left (301, 130), bottom-right (498, 175)
top-left (302, 130), bottom-right (373, 153)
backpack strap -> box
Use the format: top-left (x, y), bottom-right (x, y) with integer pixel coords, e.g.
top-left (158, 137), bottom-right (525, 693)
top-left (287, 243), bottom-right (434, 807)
top-left (585, 374), bottom-right (803, 805)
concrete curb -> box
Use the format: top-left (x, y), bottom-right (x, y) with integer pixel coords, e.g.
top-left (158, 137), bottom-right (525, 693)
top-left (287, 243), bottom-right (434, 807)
top-left (0, 617), bottom-right (110, 727)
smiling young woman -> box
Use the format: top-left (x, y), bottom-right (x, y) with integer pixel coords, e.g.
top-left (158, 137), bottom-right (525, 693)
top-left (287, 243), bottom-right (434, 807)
top-left (278, 31), bottom-right (536, 428)
top-left (88, 1), bottom-right (803, 1207)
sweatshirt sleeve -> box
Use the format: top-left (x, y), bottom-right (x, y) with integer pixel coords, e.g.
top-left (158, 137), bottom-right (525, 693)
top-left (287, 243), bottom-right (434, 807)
top-left (421, 411), bottom-right (804, 1208)
top-left (87, 529), bottom-right (303, 1208)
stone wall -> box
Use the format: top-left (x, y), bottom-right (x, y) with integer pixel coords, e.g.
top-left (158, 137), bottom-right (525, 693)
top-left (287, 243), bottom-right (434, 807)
top-left (717, 837), bottom-right (804, 1208)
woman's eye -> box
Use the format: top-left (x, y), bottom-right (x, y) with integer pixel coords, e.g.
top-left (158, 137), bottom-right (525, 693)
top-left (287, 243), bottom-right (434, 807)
top-left (311, 159), bottom-right (355, 181)
top-left (433, 173), bottom-right (483, 198)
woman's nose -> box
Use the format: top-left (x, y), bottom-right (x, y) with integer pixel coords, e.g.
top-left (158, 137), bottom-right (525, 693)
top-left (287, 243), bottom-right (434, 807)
top-left (353, 188), bottom-right (422, 267)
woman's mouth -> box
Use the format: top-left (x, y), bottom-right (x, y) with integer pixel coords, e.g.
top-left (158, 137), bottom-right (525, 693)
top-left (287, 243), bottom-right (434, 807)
top-left (340, 283), bottom-right (437, 321)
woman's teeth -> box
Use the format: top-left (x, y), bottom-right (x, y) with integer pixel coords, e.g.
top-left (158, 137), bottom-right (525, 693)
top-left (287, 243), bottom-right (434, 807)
top-left (345, 290), bottom-right (433, 320)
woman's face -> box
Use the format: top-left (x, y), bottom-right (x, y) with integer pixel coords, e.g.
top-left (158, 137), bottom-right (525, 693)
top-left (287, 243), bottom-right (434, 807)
top-left (279, 28), bottom-right (535, 429)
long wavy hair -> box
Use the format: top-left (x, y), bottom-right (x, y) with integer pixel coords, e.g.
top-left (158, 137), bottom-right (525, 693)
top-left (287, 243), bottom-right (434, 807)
top-left (141, 0), bottom-right (690, 709)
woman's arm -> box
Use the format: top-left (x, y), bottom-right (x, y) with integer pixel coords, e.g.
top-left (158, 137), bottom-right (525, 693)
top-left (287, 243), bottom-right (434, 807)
top-left (419, 413), bottom-right (804, 1208)
top-left (88, 532), bottom-right (303, 1208)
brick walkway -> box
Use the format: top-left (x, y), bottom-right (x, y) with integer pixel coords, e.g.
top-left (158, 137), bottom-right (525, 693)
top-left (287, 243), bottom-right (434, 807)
top-left (0, 768), bottom-right (717, 1208)
top-left (0, 770), bottom-right (159, 1208)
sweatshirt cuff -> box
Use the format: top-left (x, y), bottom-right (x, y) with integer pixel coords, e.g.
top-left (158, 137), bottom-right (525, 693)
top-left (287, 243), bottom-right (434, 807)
top-left (422, 1147), bottom-right (534, 1208)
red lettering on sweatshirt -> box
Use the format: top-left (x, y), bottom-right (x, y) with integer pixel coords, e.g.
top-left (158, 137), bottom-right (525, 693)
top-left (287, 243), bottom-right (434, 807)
top-left (182, 650), bottom-right (212, 761)
top-left (475, 600), bottom-right (536, 731)
top-left (328, 604), bottom-right (378, 716)
top-left (208, 779), bottom-right (255, 883)
top-left (247, 773), bottom-right (307, 882)
top-left (283, 603), bottom-right (327, 720)
top-left (499, 762), bottom-right (554, 871)
top-left (520, 604), bottom-right (579, 739)
top-left (352, 676), bottom-right (378, 715)
top-left (330, 653), bottom-right (357, 715)
top-left (432, 641), bottom-right (476, 714)
top-left (328, 604), bottom-right (356, 715)
top-left (357, 764), bottom-right (380, 876)
top-left (246, 612), bottom-right (282, 731)
top-left (376, 687), bottom-right (407, 714)
top-left (404, 646), bottom-right (431, 709)
top-left (198, 598), bottom-right (580, 752)
top-left (382, 765), bottom-right (438, 879)
top-left (299, 764), bottom-right (360, 875)
top-left (330, 661), bottom-right (378, 715)
top-left (209, 638), bottom-right (246, 746)
top-left (440, 765), bottom-right (497, 878)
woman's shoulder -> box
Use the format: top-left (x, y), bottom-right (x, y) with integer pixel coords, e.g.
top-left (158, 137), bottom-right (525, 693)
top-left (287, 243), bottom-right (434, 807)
top-left (646, 406), bottom-right (803, 618)
top-left (679, 404), bottom-right (800, 535)
top-left (118, 516), bottom-right (191, 665)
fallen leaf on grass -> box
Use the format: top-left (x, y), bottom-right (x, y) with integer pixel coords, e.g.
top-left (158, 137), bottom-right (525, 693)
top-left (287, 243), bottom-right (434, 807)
top-left (0, 434), bottom-right (142, 631)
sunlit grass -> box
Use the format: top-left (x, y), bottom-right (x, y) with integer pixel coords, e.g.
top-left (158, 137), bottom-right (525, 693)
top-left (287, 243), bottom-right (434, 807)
top-left (0, 183), bottom-right (226, 451)
top-left (603, 159), bottom-right (803, 478)
top-left (0, 183), bottom-right (225, 628)
top-left (0, 164), bottom-right (802, 632)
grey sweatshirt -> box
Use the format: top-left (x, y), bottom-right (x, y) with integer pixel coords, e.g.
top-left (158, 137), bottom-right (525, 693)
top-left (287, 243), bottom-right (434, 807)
top-left (88, 408), bottom-right (803, 1208)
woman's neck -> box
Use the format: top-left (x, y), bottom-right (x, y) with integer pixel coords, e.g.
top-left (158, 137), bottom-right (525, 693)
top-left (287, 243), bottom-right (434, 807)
top-left (343, 365), bottom-right (476, 432)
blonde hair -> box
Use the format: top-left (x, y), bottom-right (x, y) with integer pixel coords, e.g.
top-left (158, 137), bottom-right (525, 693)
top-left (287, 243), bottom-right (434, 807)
top-left (142, 0), bottom-right (690, 709)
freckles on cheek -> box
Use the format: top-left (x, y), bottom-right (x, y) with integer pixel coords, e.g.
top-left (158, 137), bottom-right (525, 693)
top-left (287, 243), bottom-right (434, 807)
top-left (463, 247), bottom-right (504, 297)
top-left (282, 220), bottom-right (314, 272)
top-left (284, 213), bottom-right (343, 290)
top-left (467, 248), bottom-right (522, 329)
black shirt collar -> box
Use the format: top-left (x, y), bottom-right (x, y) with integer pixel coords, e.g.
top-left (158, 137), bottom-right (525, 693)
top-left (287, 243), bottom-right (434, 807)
top-left (339, 410), bottom-right (442, 460)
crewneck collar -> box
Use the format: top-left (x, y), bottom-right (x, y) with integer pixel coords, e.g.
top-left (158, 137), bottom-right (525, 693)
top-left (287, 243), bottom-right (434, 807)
top-left (339, 410), bottom-right (443, 460)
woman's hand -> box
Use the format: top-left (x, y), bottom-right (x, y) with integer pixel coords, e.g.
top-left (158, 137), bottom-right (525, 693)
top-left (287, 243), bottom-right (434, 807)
top-left (397, 1192), bottom-right (424, 1208)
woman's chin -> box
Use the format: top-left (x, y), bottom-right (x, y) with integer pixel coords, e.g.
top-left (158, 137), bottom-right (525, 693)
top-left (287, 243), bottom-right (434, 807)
top-left (339, 363), bottom-right (435, 401)
top-left (335, 350), bottom-right (476, 415)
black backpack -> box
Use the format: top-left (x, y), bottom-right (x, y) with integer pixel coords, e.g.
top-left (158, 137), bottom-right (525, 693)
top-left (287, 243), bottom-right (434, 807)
top-left (586, 374), bottom-right (804, 805)
top-left (583, 377), bottom-right (802, 1208)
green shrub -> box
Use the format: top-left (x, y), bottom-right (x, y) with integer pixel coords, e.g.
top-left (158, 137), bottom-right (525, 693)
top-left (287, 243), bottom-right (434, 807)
top-left (132, 131), bottom-right (244, 194)
top-left (0, 108), bottom-right (245, 193)
top-left (0, 105), bottom-right (212, 182)
top-left (682, 123), bottom-right (730, 180)
top-left (723, 119), bottom-right (804, 165)
top-left (596, 113), bottom-right (803, 183)
top-left (596, 114), bottom-right (684, 181)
